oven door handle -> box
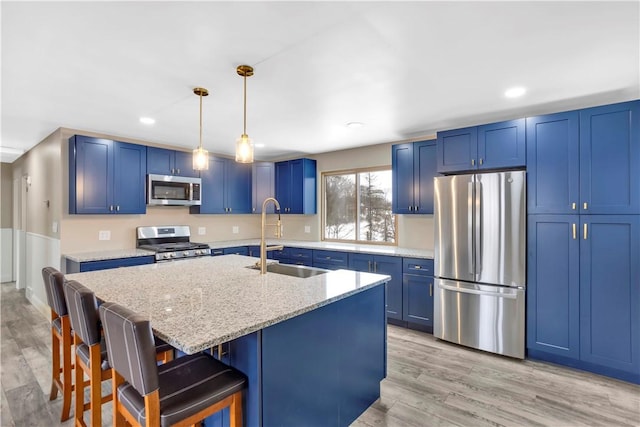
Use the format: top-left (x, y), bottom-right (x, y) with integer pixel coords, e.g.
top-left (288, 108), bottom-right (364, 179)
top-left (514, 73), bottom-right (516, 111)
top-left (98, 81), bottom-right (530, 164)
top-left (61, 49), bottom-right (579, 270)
top-left (437, 282), bottom-right (518, 299)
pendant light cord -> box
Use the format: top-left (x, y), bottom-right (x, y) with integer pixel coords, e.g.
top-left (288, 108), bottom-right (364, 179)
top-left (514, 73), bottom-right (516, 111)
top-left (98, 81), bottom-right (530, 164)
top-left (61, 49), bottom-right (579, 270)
top-left (199, 92), bottom-right (203, 149)
top-left (243, 74), bottom-right (247, 136)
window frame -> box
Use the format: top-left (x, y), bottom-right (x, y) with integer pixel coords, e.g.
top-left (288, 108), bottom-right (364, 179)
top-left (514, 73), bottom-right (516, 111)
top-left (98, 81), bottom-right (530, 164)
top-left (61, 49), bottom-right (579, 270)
top-left (321, 166), bottom-right (398, 246)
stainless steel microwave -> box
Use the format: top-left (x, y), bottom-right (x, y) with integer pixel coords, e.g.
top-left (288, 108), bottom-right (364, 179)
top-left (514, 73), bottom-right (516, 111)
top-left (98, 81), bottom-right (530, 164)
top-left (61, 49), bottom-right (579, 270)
top-left (147, 174), bottom-right (202, 206)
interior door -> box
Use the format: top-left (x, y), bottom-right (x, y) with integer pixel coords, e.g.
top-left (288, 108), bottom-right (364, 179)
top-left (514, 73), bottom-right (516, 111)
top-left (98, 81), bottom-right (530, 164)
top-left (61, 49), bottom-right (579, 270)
top-left (434, 174), bottom-right (474, 282)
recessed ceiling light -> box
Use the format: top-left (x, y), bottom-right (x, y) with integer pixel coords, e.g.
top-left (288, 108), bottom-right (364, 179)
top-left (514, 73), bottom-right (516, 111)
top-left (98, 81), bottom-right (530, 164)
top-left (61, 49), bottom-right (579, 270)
top-left (139, 117), bottom-right (156, 125)
top-left (254, 143), bottom-right (265, 148)
top-left (346, 122), bottom-right (364, 129)
top-left (505, 87), bottom-right (527, 98)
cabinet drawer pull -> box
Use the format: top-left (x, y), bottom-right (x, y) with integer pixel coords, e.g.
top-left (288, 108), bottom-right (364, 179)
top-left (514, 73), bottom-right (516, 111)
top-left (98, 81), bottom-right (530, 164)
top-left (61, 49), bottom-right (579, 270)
top-left (583, 202), bottom-right (588, 210)
top-left (572, 202), bottom-right (576, 210)
top-left (414, 265), bottom-right (421, 269)
top-left (471, 159), bottom-right (475, 166)
top-left (479, 158), bottom-right (483, 165)
top-left (583, 223), bottom-right (588, 240)
top-left (572, 223), bottom-right (577, 240)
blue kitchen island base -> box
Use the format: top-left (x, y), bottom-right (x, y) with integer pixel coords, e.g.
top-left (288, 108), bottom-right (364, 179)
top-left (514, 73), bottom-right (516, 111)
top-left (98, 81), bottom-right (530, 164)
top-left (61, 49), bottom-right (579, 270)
top-left (204, 284), bottom-right (387, 427)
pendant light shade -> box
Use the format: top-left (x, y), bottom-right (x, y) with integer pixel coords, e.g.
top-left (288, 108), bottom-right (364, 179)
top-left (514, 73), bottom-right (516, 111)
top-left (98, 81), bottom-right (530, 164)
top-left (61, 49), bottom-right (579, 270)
top-left (235, 65), bottom-right (254, 163)
top-left (192, 87), bottom-right (209, 171)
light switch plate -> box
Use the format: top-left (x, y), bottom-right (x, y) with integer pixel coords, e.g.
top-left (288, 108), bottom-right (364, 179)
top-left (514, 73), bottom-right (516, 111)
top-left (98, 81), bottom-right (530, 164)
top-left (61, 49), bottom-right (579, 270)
top-left (98, 230), bottom-right (111, 241)
top-left (198, 227), bottom-right (206, 235)
top-left (304, 226), bottom-right (311, 233)
top-left (232, 226), bottom-right (239, 234)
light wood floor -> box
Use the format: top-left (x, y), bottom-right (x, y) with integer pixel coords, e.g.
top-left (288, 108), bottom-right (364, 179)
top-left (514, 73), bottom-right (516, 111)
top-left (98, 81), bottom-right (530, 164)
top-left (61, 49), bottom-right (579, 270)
top-left (1, 283), bottom-right (639, 426)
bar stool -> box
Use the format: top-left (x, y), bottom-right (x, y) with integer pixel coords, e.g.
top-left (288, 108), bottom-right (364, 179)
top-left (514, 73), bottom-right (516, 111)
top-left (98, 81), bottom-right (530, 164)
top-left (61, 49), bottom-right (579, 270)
top-left (41, 267), bottom-right (73, 422)
top-left (63, 280), bottom-right (112, 427)
top-left (99, 302), bottom-right (247, 427)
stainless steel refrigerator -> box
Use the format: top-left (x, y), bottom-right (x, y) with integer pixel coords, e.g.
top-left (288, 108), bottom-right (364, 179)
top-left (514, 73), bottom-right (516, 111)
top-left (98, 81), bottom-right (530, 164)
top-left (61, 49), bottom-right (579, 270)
top-left (434, 171), bottom-right (526, 359)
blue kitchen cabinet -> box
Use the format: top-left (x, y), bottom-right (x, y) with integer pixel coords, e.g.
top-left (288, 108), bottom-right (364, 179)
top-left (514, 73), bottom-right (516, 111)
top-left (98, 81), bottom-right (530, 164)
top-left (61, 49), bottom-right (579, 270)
top-left (579, 101), bottom-right (640, 214)
top-left (313, 250), bottom-right (348, 270)
top-left (526, 111), bottom-right (580, 214)
top-left (222, 246), bottom-right (249, 255)
top-left (287, 247), bottom-right (313, 266)
top-left (402, 258), bottom-right (434, 331)
top-left (65, 255), bottom-right (155, 274)
top-left (527, 215), bottom-right (581, 359)
top-left (528, 100), bottom-right (639, 215)
top-left (69, 135), bottom-right (147, 214)
top-left (275, 158), bottom-right (317, 214)
top-left (147, 146), bottom-right (200, 178)
top-left (392, 140), bottom-right (436, 214)
top-left (252, 162), bottom-right (275, 214)
top-left (247, 245), bottom-right (274, 259)
top-left (436, 119), bottom-right (525, 174)
top-left (579, 215), bottom-right (639, 382)
top-left (191, 155), bottom-right (251, 214)
top-left (348, 253), bottom-right (403, 321)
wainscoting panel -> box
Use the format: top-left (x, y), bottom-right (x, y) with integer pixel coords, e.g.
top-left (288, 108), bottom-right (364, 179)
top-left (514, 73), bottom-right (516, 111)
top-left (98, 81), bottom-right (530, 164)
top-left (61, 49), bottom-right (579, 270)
top-left (1, 228), bottom-right (12, 283)
top-left (25, 232), bottom-right (60, 318)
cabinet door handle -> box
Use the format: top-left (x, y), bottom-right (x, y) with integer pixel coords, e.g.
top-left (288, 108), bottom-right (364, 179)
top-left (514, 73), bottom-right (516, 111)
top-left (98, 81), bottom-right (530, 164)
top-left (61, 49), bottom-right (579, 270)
top-left (572, 223), bottom-right (577, 240)
top-left (408, 206), bottom-right (413, 211)
top-left (429, 283), bottom-right (433, 297)
top-left (374, 262), bottom-right (377, 273)
top-left (367, 261), bottom-right (372, 272)
top-left (229, 207), bottom-right (232, 213)
top-left (116, 205), bottom-right (120, 212)
top-left (583, 223), bottom-right (588, 240)
top-left (471, 159), bottom-right (475, 166)
top-left (415, 206), bottom-right (418, 212)
top-left (109, 205), bottom-right (114, 212)
top-left (572, 202), bottom-right (577, 210)
top-left (583, 202), bottom-right (588, 210)
top-left (479, 158), bottom-right (483, 165)
top-left (176, 168), bottom-right (180, 175)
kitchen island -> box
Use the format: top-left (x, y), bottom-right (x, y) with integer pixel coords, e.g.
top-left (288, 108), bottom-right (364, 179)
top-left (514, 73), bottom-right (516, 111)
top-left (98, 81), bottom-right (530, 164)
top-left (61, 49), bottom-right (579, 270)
top-left (66, 254), bottom-right (390, 427)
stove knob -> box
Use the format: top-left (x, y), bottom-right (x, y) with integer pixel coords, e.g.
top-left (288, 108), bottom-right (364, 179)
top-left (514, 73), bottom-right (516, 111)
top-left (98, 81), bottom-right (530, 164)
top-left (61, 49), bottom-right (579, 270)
top-left (184, 251), bottom-right (189, 256)
top-left (169, 252), bottom-right (175, 258)
top-left (163, 253), bottom-right (171, 259)
top-left (196, 250), bottom-right (202, 255)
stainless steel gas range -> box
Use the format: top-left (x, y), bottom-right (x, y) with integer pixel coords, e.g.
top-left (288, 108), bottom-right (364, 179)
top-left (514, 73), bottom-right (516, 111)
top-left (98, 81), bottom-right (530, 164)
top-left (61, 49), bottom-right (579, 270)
top-left (136, 225), bottom-right (211, 262)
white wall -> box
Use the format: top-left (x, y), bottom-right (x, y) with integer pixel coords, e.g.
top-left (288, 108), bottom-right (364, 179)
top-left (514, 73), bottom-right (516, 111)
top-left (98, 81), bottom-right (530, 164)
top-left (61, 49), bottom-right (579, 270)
top-left (1, 228), bottom-right (12, 282)
top-left (25, 232), bottom-right (60, 318)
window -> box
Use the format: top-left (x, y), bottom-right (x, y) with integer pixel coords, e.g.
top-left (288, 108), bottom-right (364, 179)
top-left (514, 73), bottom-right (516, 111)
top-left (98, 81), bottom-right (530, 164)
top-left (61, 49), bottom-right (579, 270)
top-left (323, 168), bottom-right (396, 244)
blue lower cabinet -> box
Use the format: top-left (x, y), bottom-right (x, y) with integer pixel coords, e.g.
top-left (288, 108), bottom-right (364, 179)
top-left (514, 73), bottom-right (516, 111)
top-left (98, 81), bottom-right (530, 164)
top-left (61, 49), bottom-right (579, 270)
top-left (348, 254), bottom-right (403, 321)
top-left (65, 256), bottom-right (155, 273)
top-left (287, 248), bottom-right (313, 266)
top-left (579, 215), bottom-right (639, 382)
top-left (210, 248), bottom-right (225, 257)
top-left (222, 246), bottom-right (249, 256)
top-left (402, 258), bottom-right (434, 330)
top-left (312, 250), bottom-right (348, 270)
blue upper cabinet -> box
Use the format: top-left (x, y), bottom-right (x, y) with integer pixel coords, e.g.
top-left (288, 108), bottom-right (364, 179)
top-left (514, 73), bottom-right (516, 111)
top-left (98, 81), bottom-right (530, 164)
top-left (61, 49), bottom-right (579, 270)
top-left (192, 155), bottom-right (251, 214)
top-left (526, 111), bottom-right (580, 214)
top-left (275, 158), bottom-right (316, 214)
top-left (580, 215), bottom-right (639, 382)
top-left (436, 119), bottom-right (525, 174)
top-left (528, 100), bottom-right (639, 215)
top-left (392, 140), bottom-right (436, 214)
top-left (436, 126), bottom-right (478, 173)
top-left (69, 135), bottom-right (146, 214)
top-left (579, 101), bottom-right (640, 214)
top-left (252, 162), bottom-right (275, 214)
top-left (147, 147), bottom-right (200, 178)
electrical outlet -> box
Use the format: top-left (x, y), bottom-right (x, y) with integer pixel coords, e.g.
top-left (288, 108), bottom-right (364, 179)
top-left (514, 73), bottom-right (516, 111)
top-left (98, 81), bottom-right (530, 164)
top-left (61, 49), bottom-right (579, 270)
top-left (198, 227), bottom-right (206, 235)
top-left (232, 226), bottom-right (239, 234)
top-left (98, 230), bottom-right (111, 241)
top-left (52, 221), bottom-right (58, 233)
top-left (304, 226), bottom-right (311, 233)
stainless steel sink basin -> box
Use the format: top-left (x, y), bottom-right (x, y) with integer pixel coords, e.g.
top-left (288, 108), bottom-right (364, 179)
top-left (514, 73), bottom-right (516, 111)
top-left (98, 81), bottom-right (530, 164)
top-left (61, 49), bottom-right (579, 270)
top-left (247, 263), bottom-right (329, 278)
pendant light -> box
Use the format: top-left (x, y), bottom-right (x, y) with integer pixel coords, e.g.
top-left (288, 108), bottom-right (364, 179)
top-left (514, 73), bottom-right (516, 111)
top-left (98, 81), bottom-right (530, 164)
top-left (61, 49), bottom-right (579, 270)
top-left (235, 65), bottom-right (254, 163)
top-left (192, 87), bottom-right (209, 171)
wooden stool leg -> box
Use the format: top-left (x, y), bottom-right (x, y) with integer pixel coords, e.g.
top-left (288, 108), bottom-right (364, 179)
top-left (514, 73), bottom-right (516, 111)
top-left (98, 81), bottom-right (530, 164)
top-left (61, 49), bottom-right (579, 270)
top-left (49, 315), bottom-right (61, 400)
top-left (229, 391), bottom-right (243, 427)
top-left (73, 335), bottom-right (85, 426)
top-left (89, 344), bottom-right (102, 427)
top-left (60, 317), bottom-right (73, 421)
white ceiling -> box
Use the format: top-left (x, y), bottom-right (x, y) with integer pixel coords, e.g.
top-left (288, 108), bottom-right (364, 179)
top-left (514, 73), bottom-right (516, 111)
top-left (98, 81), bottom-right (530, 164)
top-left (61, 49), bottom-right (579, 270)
top-left (2, 1), bottom-right (639, 163)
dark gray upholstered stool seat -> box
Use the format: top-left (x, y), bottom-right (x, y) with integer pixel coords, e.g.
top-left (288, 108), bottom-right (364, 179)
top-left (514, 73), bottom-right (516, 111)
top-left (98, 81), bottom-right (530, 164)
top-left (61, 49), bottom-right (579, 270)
top-left (100, 302), bottom-right (247, 427)
top-left (42, 267), bottom-right (74, 422)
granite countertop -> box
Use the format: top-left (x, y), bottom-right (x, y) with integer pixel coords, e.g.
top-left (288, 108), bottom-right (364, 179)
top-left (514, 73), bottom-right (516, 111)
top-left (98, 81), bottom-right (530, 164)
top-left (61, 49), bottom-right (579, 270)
top-left (63, 240), bottom-right (433, 263)
top-left (65, 255), bottom-right (390, 354)
top-left (64, 248), bottom-right (155, 262)
top-left (205, 239), bottom-right (435, 259)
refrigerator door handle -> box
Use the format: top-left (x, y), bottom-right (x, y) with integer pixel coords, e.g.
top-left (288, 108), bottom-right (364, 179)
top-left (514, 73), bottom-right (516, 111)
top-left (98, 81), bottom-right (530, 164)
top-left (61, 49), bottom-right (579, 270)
top-left (468, 181), bottom-right (474, 275)
top-left (475, 181), bottom-right (482, 275)
top-left (438, 282), bottom-right (518, 299)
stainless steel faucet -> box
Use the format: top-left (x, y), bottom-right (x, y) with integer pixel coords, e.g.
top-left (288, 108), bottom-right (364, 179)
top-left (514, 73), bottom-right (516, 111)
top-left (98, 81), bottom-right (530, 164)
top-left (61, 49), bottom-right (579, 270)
top-left (259, 197), bottom-right (284, 274)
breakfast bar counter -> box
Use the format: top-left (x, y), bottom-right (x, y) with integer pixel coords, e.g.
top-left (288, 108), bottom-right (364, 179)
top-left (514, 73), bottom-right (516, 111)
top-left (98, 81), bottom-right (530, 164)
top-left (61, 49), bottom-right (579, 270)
top-left (66, 254), bottom-right (390, 427)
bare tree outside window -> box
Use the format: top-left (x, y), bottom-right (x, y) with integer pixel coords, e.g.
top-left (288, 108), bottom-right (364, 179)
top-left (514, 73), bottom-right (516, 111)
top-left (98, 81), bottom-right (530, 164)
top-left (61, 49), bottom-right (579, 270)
top-left (323, 169), bottom-right (396, 244)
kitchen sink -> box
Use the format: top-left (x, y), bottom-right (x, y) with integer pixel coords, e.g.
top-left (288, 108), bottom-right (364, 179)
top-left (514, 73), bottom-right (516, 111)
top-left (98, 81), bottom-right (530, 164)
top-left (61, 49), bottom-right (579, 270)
top-left (247, 263), bottom-right (329, 278)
